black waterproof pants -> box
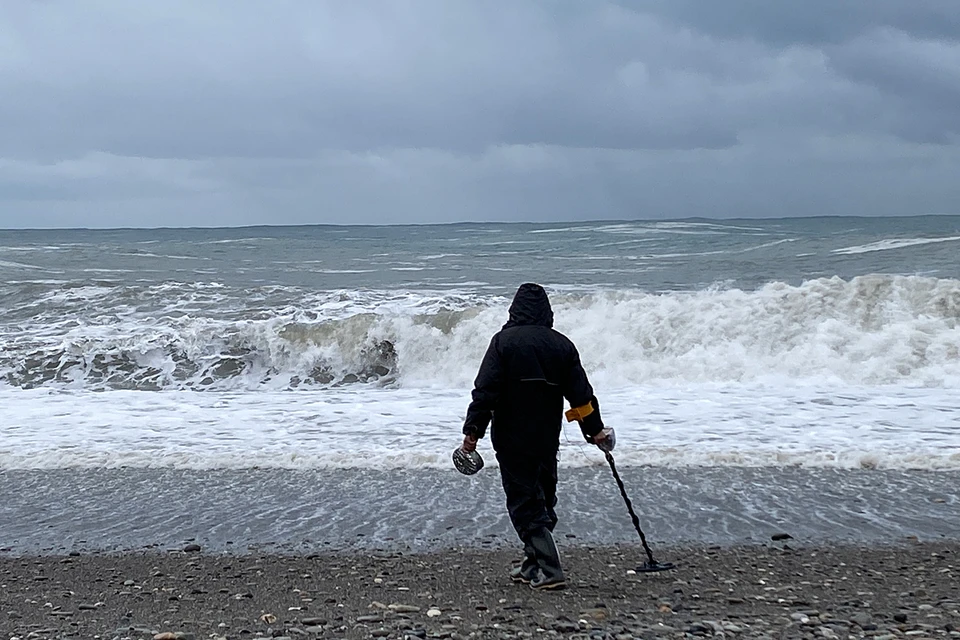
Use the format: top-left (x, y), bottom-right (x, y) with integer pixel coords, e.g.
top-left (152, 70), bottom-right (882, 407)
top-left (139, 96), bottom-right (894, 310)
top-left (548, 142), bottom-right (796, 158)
top-left (496, 450), bottom-right (559, 542)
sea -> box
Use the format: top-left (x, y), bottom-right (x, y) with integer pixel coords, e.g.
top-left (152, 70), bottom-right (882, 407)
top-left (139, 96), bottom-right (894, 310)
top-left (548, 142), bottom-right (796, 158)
top-left (1, 216), bottom-right (958, 555)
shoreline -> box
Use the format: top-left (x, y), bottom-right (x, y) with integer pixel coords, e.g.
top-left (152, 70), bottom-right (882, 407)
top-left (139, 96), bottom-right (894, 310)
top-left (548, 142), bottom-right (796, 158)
top-left (3, 467), bottom-right (958, 556)
top-left (2, 541), bottom-right (958, 639)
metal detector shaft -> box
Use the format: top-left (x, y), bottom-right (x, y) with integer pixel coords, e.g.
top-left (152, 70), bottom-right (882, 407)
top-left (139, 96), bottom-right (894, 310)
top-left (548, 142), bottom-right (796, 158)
top-left (603, 450), bottom-right (658, 566)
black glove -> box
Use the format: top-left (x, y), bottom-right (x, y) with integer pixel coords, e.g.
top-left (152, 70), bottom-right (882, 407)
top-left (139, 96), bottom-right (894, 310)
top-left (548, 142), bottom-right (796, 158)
top-left (590, 427), bottom-right (616, 452)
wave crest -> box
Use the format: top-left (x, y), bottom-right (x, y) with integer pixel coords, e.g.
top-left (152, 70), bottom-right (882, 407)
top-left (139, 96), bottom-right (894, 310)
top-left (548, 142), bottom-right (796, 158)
top-left (2, 274), bottom-right (958, 390)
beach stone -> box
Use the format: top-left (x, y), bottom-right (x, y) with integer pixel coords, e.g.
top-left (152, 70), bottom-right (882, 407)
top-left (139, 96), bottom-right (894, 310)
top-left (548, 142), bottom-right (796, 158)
top-left (850, 613), bottom-right (872, 627)
top-left (551, 620), bottom-right (579, 633)
top-left (646, 624), bottom-right (677, 635)
top-left (182, 544), bottom-right (201, 553)
top-left (390, 603), bottom-right (421, 613)
top-left (702, 620), bottom-right (725, 634)
top-left (894, 613), bottom-right (908, 623)
top-left (357, 614), bottom-right (382, 622)
top-left (129, 626), bottom-right (158, 635)
top-left (301, 617), bottom-right (326, 625)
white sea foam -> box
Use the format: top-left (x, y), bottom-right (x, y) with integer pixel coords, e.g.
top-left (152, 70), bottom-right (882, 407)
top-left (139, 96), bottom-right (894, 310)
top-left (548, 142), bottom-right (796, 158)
top-left (833, 236), bottom-right (960, 255)
top-left (1, 277), bottom-right (958, 471)
top-left (1, 275), bottom-right (958, 393)
top-left (0, 259), bottom-right (47, 270)
top-left (199, 237), bottom-right (277, 244)
top-left (740, 238), bottom-right (797, 251)
top-left (527, 226), bottom-right (598, 234)
top-left (313, 269), bottom-right (377, 274)
top-left (118, 252), bottom-right (208, 260)
top-left (0, 384), bottom-right (956, 470)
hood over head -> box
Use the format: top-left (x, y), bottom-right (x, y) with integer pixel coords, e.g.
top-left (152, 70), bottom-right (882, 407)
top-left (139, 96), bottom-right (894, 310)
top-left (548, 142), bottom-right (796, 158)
top-left (503, 283), bottom-right (554, 329)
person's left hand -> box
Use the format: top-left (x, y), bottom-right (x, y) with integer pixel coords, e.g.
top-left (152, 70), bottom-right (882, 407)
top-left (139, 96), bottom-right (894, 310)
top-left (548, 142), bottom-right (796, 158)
top-left (461, 434), bottom-right (478, 453)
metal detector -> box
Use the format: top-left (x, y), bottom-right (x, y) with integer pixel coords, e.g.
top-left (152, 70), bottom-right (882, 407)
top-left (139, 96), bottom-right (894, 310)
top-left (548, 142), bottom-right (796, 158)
top-left (602, 449), bottom-right (675, 572)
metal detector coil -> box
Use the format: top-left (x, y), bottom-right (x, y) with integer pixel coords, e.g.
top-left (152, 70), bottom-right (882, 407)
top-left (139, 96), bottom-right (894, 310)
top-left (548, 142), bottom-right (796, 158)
top-left (453, 448), bottom-right (484, 475)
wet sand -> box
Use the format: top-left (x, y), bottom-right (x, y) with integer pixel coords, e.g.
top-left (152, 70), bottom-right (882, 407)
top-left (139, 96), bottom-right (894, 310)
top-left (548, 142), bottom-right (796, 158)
top-left (2, 541), bottom-right (958, 639)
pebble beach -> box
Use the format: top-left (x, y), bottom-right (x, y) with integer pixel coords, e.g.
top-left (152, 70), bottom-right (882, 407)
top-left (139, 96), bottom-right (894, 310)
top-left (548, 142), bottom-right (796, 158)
top-left (2, 540), bottom-right (958, 640)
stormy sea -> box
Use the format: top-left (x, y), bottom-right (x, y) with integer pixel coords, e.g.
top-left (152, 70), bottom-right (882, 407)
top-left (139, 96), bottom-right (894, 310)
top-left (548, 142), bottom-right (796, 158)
top-left (1, 216), bottom-right (958, 554)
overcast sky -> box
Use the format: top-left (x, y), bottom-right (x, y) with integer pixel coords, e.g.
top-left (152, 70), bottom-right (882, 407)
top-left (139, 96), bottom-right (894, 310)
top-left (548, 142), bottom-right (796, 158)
top-left (2, 1), bottom-right (959, 228)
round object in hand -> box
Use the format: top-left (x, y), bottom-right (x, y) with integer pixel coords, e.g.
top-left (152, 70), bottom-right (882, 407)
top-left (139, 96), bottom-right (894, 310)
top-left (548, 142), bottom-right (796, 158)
top-left (452, 447), bottom-right (484, 475)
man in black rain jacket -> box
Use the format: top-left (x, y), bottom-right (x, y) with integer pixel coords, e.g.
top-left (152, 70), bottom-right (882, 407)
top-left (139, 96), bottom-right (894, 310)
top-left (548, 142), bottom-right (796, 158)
top-left (461, 283), bottom-right (613, 590)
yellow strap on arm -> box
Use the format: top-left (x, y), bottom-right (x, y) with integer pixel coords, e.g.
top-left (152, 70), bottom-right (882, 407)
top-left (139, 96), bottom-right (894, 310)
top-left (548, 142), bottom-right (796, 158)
top-left (564, 402), bottom-right (594, 423)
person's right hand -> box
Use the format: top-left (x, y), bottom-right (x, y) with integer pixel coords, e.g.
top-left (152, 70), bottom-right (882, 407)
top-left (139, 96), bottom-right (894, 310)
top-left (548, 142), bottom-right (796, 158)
top-left (591, 428), bottom-right (616, 452)
top-left (461, 434), bottom-right (478, 453)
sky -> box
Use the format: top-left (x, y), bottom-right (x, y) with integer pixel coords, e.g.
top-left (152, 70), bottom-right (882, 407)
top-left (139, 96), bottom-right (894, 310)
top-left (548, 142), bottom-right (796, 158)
top-left (1, 1), bottom-right (959, 228)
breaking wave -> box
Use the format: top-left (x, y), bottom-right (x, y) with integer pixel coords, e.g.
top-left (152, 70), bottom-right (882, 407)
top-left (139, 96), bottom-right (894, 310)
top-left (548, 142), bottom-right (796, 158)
top-left (1, 274), bottom-right (958, 391)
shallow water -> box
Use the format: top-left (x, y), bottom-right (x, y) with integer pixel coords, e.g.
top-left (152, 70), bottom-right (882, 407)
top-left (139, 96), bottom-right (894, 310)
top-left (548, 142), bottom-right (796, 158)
top-left (1, 467), bottom-right (956, 555)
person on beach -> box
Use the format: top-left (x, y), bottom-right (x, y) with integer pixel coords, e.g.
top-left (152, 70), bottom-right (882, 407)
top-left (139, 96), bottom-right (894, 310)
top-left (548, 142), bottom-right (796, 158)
top-left (461, 283), bottom-right (614, 590)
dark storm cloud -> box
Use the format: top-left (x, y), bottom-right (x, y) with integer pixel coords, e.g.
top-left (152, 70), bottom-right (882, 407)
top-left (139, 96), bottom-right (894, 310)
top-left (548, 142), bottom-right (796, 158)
top-left (2, 2), bottom-right (754, 158)
top-left (827, 29), bottom-right (960, 144)
top-left (0, 0), bottom-right (958, 227)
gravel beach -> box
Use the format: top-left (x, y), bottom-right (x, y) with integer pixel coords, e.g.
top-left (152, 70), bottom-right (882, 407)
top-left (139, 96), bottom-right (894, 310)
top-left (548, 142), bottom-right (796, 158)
top-left (2, 541), bottom-right (958, 640)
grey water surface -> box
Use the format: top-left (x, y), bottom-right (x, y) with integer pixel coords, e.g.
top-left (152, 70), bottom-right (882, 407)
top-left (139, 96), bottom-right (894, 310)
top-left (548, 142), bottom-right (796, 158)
top-left (1, 467), bottom-right (956, 555)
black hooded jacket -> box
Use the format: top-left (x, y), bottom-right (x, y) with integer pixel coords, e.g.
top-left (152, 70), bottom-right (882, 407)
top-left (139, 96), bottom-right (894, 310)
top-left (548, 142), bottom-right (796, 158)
top-left (463, 283), bottom-right (603, 455)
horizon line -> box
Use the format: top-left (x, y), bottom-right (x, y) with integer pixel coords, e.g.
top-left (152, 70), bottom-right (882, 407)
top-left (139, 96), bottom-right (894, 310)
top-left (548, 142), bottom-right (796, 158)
top-left (2, 212), bottom-right (958, 233)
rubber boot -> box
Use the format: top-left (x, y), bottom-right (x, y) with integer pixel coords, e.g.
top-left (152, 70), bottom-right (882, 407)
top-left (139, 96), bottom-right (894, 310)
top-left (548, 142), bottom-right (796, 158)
top-left (509, 542), bottom-right (539, 583)
top-left (528, 528), bottom-right (566, 591)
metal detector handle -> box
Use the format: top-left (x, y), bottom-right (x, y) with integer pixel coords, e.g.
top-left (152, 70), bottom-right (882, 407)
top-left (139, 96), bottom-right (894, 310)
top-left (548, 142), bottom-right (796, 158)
top-left (603, 450), bottom-right (658, 566)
